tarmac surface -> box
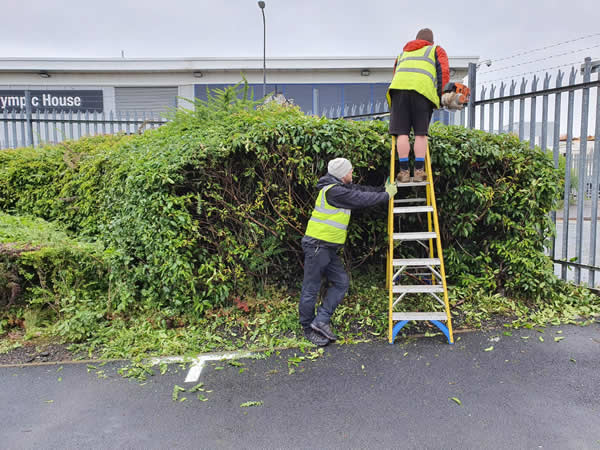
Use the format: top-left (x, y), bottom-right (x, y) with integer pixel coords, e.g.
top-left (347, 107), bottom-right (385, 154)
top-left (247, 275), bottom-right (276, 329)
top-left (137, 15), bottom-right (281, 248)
top-left (1, 324), bottom-right (599, 449)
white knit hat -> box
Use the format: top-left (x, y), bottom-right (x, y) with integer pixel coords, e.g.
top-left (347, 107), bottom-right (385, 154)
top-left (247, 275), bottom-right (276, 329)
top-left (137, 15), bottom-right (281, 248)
top-left (328, 158), bottom-right (352, 179)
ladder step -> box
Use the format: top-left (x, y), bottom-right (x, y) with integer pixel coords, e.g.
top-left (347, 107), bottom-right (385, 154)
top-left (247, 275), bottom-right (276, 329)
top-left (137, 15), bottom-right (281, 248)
top-left (393, 206), bottom-right (434, 214)
top-left (393, 232), bottom-right (437, 241)
top-left (392, 312), bottom-right (447, 321)
top-left (392, 285), bottom-right (445, 293)
top-left (396, 181), bottom-right (429, 187)
top-left (394, 198), bottom-right (427, 204)
top-left (392, 258), bottom-right (441, 267)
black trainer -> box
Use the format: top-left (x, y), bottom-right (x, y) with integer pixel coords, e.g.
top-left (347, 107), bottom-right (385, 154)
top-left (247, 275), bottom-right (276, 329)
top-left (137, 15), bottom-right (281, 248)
top-left (304, 329), bottom-right (330, 347)
top-left (310, 320), bottom-right (338, 341)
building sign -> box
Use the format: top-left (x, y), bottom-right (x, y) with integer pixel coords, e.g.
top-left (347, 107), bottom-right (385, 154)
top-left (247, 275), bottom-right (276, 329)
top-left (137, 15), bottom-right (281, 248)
top-left (0, 90), bottom-right (103, 113)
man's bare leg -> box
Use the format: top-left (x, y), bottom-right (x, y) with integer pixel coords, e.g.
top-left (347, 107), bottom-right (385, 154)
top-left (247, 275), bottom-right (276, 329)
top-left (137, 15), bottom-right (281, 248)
top-left (413, 135), bottom-right (427, 182)
top-left (396, 135), bottom-right (411, 182)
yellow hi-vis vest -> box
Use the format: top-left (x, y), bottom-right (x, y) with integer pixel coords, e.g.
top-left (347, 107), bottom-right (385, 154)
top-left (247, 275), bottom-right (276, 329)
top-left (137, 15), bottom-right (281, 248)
top-left (387, 45), bottom-right (440, 108)
top-left (304, 184), bottom-right (351, 245)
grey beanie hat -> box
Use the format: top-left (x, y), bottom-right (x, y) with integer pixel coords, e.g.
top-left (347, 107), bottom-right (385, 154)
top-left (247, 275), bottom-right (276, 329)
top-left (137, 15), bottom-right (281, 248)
top-left (328, 158), bottom-right (352, 179)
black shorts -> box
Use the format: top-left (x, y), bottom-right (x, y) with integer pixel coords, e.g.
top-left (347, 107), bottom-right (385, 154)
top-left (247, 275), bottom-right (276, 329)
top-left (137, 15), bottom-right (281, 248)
top-left (388, 89), bottom-right (435, 136)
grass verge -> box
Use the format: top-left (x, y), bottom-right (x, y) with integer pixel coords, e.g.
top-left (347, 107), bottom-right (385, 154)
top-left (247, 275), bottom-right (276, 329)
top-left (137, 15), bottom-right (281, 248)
top-left (2, 276), bottom-right (598, 366)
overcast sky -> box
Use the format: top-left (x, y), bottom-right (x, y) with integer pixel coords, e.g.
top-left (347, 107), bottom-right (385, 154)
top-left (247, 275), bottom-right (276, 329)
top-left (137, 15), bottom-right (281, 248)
top-left (2, 1), bottom-right (597, 59)
top-left (1, 0), bottom-right (599, 89)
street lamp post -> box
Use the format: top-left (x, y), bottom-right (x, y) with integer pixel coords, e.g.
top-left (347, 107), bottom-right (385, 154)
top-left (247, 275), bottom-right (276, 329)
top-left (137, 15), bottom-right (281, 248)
top-left (258, 1), bottom-right (266, 97)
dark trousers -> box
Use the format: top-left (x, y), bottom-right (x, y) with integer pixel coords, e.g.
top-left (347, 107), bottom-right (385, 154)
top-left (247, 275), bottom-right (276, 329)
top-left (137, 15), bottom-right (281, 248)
top-left (299, 243), bottom-right (350, 330)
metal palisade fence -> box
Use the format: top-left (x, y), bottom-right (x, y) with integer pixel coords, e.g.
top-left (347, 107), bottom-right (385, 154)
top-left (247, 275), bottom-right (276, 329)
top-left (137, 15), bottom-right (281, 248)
top-left (341, 57), bottom-right (599, 289)
top-left (0, 106), bottom-right (167, 149)
top-left (466, 57), bottom-right (600, 289)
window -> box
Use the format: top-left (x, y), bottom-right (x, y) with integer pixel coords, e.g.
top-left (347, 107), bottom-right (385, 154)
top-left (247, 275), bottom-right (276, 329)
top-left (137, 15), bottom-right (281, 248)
top-left (281, 85), bottom-right (313, 114)
top-left (343, 84), bottom-right (371, 116)
top-left (314, 85), bottom-right (342, 117)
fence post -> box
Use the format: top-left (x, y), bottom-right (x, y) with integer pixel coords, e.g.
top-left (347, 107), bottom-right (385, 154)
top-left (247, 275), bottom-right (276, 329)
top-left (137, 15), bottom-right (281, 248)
top-left (467, 62), bottom-right (476, 129)
top-left (479, 86), bottom-right (486, 131)
top-left (561, 67), bottom-right (577, 280)
top-left (498, 82), bottom-right (505, 133)
top-left (550, 71), bottom-right (563, 261)
top-left (575, 57), bottom-right (592, 284)
top-left (24, 90), bottom-right (34, 147)
top-left (529, 76), bottom-right (538, 149)
top-left (589, 67), bottom-right (600, 288)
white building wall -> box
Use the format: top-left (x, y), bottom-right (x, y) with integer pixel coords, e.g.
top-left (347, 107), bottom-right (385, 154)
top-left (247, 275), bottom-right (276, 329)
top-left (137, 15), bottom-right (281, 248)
top-left (0, 56), bottom-right (475, 120)
top-left (0, 68), bottom-right (468, 90)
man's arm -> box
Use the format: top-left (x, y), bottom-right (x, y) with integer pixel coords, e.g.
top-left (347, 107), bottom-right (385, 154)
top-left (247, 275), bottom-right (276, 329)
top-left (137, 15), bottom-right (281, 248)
top-left (436, 46), bottom-right (450, 100)
top-left (347, 183), bottom-right (384, 193)
top-left (325, 184), bottom-right (388, 210)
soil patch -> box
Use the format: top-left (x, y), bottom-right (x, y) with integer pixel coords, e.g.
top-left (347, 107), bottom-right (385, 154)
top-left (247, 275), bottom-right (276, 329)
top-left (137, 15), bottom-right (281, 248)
top-left (0, 340), bottom-right (77, 365)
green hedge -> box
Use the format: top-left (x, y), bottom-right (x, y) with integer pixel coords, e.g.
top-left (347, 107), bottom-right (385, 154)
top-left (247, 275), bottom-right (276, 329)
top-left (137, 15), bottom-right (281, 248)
top-left (0, 213), bottom-right (108, 340)
top-left (0, 87), bottom-right (583, 319)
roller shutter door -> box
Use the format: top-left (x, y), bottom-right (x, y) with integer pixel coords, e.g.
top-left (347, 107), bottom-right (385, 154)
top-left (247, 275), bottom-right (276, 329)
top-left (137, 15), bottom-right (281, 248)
top-left (115, 87), bottom-right (177, 114)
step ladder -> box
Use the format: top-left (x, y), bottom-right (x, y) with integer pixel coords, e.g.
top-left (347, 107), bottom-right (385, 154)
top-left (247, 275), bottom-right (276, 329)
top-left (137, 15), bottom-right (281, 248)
top-left (386, 136), bottom-right (454, 345)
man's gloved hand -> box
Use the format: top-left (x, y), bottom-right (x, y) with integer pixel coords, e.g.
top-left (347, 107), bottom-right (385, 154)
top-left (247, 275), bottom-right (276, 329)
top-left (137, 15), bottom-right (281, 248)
top-left (385, 179), bottom-right (398, 198)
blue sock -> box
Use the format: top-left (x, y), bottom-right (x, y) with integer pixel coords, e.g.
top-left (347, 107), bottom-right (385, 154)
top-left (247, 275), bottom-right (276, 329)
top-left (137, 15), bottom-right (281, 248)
top-left (399, 157), bottom-right (409, 170)
top-left (415, 157), bottom-right (425, 170)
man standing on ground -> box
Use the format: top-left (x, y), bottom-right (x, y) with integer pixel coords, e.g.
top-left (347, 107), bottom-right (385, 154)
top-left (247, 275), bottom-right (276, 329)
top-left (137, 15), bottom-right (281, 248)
top-left (387, 28), bottom-right (450, 183)
top-left (299, 157), bottom-right (397, 346)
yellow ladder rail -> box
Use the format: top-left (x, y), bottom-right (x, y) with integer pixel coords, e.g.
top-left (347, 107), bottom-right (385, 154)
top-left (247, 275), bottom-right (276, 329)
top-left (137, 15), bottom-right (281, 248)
top-left (425, 145), bottom-right (453, 343)
top-left (387, 136), bottom-right (396, 344)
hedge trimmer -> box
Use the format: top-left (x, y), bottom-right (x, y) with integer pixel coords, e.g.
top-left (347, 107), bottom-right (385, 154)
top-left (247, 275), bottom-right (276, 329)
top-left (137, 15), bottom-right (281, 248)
top-left (441, 82), bottom-right (470, 110)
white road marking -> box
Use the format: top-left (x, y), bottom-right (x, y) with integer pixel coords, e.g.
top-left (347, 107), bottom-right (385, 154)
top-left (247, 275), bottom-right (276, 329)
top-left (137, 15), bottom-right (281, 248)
top-left (150, 351), bottom-right (255, 383)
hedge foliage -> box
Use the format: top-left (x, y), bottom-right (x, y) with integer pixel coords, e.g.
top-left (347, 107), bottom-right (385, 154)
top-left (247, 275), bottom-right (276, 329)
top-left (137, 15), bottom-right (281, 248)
top-left (0, 213), bottom-right (108, 340)
top-left (0, 86), bottom-right (589, 327)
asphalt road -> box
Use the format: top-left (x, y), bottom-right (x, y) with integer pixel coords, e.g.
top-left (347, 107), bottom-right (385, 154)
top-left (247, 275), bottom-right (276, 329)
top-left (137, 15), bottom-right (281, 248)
top-left (1, 324), bottom-right (599, 449)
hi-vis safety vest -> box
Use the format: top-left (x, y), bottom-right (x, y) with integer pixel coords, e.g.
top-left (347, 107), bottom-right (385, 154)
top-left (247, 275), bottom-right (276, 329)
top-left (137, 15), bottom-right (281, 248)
top-left (387, 45), bottom-right (440, 108)
top-left (304, 184), bottom-right (351, 245)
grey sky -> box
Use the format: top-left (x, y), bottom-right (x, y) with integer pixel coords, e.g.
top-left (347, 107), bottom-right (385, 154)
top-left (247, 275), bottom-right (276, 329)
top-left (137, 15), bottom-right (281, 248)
top-left (1, 0), bottom-right (598, 99)
top-left (2, 0), bottom-right (597, 63)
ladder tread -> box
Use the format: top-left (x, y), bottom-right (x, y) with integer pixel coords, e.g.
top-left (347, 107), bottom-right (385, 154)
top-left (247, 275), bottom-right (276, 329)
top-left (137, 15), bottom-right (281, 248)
top-left (392, 258), bottom-right (441, 266)
top-left (393, 206), bottom-right (434, 214)
top-left (393, 232), bottom-right (437, 241)
top-left (392, 312), bottom-right (447, 321)
top-left (392, 285), bottom-right (445, 293)
top-left (394, 198), bottom-right (427, 204)
top-left (396, 181), bottom-right (429, 187)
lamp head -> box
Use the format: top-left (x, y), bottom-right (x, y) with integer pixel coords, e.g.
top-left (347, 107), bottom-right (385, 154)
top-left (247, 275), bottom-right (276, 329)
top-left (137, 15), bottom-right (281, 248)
top-left (258, 1), bottom-right (265, 9)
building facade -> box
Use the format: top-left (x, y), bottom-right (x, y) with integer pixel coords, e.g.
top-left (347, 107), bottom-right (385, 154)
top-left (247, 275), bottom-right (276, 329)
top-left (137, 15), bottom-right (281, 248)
top-left (0, 56), bottom-right (478, 148)
top-left (0, 56), bottom-right (477, 115)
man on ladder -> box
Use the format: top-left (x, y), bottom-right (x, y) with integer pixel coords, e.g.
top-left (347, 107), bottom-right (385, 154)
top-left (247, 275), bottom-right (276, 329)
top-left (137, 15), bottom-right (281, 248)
top-left (384, 30), bottom-right (469, 345)
top-left (387, 28), bottom-right (450, 183)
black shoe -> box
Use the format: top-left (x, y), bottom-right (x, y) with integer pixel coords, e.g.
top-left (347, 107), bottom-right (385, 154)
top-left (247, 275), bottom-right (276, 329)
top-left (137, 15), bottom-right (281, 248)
top-left (304, 329), bottom-right (330, 347)
top-left (310, 320), bottom-right (338, 341)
